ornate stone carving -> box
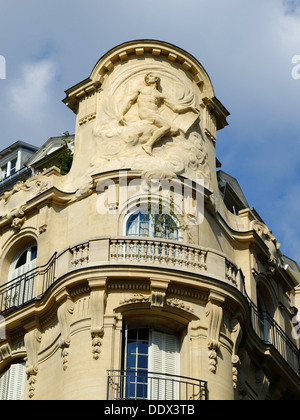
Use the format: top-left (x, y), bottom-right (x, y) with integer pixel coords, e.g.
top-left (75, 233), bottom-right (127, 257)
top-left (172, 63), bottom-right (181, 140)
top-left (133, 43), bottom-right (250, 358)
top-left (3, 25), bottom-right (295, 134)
top-left (251, 220), bottom-right (285, 274)
top-left (24, 328), bottom-right (42, 399)
top-left (89, 279), bottom-right (107, 360)
top-left (57, 298), bottom-right (74, 370)
top-left (206, 292), bottom-right (225, 373)
top-left (90, 57), bottom-right (211, 185)
top-left (120, 294), bottom-right (150, 305)
top-left (0, 176), bottom-right (51, 206)
top-left (231, 319), bottom-right (243, 389)
top-left (166, 298), bottom-right (194, 313)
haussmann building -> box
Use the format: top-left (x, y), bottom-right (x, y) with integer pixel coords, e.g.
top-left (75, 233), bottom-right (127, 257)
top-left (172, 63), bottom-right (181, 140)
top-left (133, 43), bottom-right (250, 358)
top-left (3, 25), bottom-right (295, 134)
top-left (0, 40), bottom-right (300, 401)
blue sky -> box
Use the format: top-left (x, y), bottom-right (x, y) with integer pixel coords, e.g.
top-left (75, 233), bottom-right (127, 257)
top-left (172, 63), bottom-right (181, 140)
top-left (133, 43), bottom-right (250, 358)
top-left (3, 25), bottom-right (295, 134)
top-left (0, 0), bottom-right (299, 265)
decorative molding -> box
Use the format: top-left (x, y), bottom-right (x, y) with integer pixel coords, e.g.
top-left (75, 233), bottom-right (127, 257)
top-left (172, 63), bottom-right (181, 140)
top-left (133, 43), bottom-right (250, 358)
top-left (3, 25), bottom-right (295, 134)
top-left (150, 279), bottom-right (169, 308)
top-left (231, 319), bottom-right (243, 389)
top-left (0, 342), bottom-right (12, 362)
top-left (166, 298), bottom-right (194, 314)
top-left (120, 294), bottom-right (150, 305)
top-left (89, 278), bottom-right (107, 360)
top-left (24, 327), bottom-right (42, 399)
top-left (206, 292), bottom-right (225, 373)
top-left (57, 298), bottom-right (74, 370)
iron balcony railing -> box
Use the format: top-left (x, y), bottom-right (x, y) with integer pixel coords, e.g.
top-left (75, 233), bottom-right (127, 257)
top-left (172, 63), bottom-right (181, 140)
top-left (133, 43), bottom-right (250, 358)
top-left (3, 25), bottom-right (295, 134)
top-left (247, 298), bottom-right (300, 375)
top-left (0, 253), bottom-right (57, 314)
top-left (106, 370), bottom-right (208, 401)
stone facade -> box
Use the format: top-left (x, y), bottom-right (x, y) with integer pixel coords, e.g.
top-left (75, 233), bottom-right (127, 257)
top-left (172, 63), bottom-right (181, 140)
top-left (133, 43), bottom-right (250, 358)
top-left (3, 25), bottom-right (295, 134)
top-left (0, 40), bottom-right (299, 400)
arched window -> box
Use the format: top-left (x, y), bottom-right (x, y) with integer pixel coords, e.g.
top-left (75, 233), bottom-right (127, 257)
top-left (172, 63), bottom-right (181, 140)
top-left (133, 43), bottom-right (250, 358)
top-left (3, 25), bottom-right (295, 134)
top-left (7, 244), bottom-right (37, 307)
top-left (125, 212), bottom-right (181, 241)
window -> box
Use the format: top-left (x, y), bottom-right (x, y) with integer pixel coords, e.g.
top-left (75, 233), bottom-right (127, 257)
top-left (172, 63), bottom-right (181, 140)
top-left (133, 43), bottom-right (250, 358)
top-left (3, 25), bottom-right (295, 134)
top-left (10, 159), bottom-right (17, 175)
top-left (126, 212), bottom-right (181, 241)
top-left (7, 244), bottom-right (38, 307)
top-left (0, 362), bottom-right (26, 400)
top-left (123, 327), bottom-right (180, 400)
top-left (0, 164), bottom-right (7, 181)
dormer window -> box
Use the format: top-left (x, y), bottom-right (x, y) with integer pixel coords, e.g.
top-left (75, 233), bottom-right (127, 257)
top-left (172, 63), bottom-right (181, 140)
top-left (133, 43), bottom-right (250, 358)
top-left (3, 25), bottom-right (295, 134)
top-left (0, 158), bottom-right (19, 181)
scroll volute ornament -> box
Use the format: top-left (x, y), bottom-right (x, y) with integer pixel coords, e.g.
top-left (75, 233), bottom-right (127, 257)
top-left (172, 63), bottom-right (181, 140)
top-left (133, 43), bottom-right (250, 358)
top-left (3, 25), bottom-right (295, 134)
top-left (57, 297), bottom-right (74, 371)
top-left (206, 292), bottom-right (225, 373)
top-left (89, 278), bottom-right (107, 360)
top-left (24, 325), bottom-right (42, 399)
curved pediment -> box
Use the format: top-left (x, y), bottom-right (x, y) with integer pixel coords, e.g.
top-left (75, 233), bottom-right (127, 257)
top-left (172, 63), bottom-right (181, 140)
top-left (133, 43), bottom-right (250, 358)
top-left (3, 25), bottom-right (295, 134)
top-left (63, 40), bottom-right (228, 127)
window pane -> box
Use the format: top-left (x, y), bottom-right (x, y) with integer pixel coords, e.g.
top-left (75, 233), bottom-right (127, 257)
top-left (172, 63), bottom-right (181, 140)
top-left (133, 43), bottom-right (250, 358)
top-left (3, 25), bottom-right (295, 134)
top-left (138, 355), bottom-right (148, 369)
top-left (10, 160), bottom-right (17, 175)
top-left (138, 340), bottom-right (148, 355)
top-left (127, 214), bottom-right (139, 236)
top-left (1, 165), bottom-right (7, 180)
top-left (31, 246), bottom-right (37, 261)
top-left (126, 354), bottom-right (137, 370)
top-left (127, 341), bottom-right (137, 354)
top-left (138, 328), bottom-right (149, 341)
top-left (15, 251), bottom-right (27, 269)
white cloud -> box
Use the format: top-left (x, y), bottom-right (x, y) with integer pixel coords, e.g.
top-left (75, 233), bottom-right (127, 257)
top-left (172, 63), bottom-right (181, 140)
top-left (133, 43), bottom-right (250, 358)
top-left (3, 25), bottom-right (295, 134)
top-left (9, 59), bottom-right (58, 122)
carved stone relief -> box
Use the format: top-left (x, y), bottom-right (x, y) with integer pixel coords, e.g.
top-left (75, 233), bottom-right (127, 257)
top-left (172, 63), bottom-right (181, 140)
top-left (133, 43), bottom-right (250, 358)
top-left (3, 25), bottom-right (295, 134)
top-left (89, 58), bottom-right (211, 185)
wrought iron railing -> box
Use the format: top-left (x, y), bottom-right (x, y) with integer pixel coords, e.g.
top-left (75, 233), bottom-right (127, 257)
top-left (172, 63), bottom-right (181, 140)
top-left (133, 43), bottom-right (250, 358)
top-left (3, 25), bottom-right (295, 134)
top-left (0, 253), bottom-right (57, 314)
top-left (106, 370), bottom-right (208, 400)
top-left (246, 297), bottom-right (300, 375)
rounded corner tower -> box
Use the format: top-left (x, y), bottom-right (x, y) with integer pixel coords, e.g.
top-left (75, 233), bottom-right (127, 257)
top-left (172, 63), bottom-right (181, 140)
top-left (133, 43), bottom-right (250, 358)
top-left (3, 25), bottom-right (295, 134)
top-left (1, 40), bottom-right (299, 401)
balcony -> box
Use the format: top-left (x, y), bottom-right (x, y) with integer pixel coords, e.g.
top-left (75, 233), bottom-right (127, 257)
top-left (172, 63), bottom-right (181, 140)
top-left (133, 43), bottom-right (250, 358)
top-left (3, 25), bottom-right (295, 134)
top-left (0, 253), bottom-right (56, 315)
top-left (106, 370), bottom-right (208, 400)
top-left (0, 236), bottom-right (299, 377)
top-left (247, 298), bottom-right (300, 375)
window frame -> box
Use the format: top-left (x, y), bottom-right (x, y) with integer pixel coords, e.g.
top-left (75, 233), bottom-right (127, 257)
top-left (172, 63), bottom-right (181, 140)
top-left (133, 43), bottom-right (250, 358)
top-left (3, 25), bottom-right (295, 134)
top-left (123, 326), bottom-right (180, 400)
top-left (124, 211), bottom-right (182, 241)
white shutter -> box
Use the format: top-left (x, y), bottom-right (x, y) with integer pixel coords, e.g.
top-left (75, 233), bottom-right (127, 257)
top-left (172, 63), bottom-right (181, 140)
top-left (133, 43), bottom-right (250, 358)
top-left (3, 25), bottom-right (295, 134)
top-left (0, 368), bottom-right (9, 400)
top-left (149, 331), bottom-right (179, 400)
top-left (8, 246), bottom-right (37, 306)
top-left (0, 363), bottom-right (25, 400)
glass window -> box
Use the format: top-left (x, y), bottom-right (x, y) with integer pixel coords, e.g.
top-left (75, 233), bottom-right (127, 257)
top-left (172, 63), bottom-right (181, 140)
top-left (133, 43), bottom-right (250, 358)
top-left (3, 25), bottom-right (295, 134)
top-left (10, 159), bottom-right (17, 175)
top-left (123, 327), bottom-right (179, 400)
top-left (1, 164), bottom-right (7, 180)
top-left (126, 212), bottom-right (180, 241)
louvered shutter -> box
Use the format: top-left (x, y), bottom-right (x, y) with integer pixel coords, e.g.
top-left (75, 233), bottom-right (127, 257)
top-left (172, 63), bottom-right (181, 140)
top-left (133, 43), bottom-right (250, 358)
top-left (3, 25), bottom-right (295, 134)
top-left (149, 331), bottom-right (179, 400)
top-left (0, 367), bottom-right (9, 400)
top-left (8, 245), bottom-right (37, 306)
top-left (0, 363), bottom-right (25, 400)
